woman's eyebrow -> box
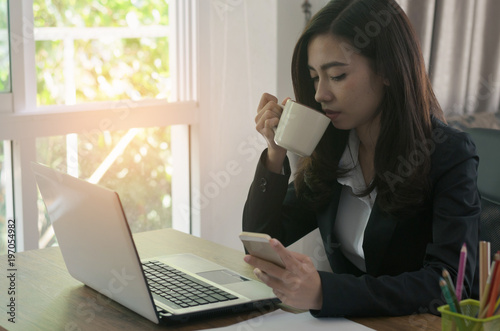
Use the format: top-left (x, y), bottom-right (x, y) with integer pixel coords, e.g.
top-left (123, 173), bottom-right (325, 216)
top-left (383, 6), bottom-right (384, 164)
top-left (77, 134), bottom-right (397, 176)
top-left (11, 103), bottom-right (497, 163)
top-left (308, 61), bottom-right (348, 71)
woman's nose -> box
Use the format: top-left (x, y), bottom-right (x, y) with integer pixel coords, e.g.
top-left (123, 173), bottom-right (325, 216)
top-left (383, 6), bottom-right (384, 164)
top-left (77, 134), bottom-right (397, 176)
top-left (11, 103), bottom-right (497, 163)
top-left (315, 79), bottom-right (333, 104)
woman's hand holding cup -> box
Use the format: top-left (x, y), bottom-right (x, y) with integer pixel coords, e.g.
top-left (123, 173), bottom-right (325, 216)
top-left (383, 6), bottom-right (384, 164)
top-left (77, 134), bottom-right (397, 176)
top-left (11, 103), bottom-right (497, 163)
top-left (256, 93), bottom-right (331, 174)
top-left (255, 93), bottom-right (289, 173)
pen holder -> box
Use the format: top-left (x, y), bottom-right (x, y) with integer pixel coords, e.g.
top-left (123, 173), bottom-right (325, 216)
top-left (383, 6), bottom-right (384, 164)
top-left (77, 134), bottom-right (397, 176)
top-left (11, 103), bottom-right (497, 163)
top-left (438, 299), bottom-right (500, 331)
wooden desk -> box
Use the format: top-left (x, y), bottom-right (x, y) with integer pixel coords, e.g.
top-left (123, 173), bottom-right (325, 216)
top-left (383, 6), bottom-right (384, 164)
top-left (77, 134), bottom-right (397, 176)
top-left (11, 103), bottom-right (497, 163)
top-left (0, 229), bottom-right (442, 330)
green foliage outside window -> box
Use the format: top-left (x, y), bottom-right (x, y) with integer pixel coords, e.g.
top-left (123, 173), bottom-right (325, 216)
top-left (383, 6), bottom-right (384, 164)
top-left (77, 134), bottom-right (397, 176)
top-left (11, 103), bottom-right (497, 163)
top-left (0, 0), bottom-right (10, 92)
top-left (36, 127), bottom-right (173, 248)
top-left (34, 0), bottom-right (169, 28)
top-left (35, 0), bottom-right (170, 105)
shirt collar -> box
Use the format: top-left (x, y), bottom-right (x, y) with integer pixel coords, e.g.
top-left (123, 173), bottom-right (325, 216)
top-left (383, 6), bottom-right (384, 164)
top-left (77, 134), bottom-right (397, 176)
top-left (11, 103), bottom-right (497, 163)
top-left (338, 130), bottom-right (360, 170)
top-left (337, 130), bottom-right (361, 190)
top-left (337, 130), bottom-right (377, 207)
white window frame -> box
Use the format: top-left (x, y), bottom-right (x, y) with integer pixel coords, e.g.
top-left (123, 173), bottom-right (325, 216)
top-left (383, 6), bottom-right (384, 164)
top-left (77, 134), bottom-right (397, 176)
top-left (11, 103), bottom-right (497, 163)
top-left (0, 0), bottom-right (198, 251)
top-left (0, 94), bottom-right (12, 112)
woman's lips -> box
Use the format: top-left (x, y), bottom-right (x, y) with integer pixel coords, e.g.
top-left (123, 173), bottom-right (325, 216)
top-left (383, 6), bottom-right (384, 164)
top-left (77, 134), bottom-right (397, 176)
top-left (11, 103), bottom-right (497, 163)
top-left (323, 109), bottom-right (341, 121)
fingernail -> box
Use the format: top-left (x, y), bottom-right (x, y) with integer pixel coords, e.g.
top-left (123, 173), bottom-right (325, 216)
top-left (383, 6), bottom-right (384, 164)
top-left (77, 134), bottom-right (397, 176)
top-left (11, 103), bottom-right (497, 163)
top-left (244, 255), bottom-right (251, 263)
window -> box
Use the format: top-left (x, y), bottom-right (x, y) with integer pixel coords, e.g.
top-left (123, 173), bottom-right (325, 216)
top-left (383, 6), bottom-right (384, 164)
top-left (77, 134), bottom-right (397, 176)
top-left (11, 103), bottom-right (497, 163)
top-left (34, 1), bottom-right (174, 248)
top-left (0, 0), bottom-right (197, 252)
top-left (36, 128), bottom-right (175, 248)
top-left (0, 0), bottom-right (11, 113)
top-left (0, 0), bottom-right (9, 93)
top-left (34, 0), bottom-right (170, 106)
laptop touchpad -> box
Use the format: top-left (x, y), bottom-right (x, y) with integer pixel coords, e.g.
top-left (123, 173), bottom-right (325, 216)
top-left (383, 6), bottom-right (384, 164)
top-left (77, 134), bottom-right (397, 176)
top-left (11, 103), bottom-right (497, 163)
top-left (197, 269), bottom-right (250, 285)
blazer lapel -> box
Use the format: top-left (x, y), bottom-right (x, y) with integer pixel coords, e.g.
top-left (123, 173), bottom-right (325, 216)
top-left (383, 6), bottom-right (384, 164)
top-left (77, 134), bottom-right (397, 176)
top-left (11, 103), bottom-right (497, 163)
top-left (363, 204), bottom-right (398, 276)
top-left (316, 182), bottom-right (342, 253)
top-left (316, 182), bottom-right (364, 276)
top-left (316, 183), bottom-right (342, 258)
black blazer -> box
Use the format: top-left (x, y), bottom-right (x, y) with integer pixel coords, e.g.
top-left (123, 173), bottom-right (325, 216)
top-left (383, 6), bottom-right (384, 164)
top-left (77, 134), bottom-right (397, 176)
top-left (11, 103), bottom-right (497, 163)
top-left (243, 118), bottom-right (480, 317)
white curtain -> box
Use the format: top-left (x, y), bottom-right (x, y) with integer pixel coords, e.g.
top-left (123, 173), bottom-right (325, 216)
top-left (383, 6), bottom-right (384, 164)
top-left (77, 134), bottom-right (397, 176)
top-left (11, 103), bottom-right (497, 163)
top-left (398, 0), bottom-right (500, 116)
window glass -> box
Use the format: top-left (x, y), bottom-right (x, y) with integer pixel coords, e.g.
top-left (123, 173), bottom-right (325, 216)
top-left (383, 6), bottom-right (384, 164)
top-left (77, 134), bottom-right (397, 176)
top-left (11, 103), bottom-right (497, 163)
top-left (34, 0), bottom-right (170, 105)
top-left (0, 0), bottom-right (10, 93)
top-left (36, 127), bottom-right (173, 248)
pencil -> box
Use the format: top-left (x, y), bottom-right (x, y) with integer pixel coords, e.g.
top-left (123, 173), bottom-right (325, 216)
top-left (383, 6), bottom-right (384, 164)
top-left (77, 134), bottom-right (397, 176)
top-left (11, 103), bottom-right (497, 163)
top-left (456, 243), bottom-right (467, 301)
top-left (443, 268), bottom-right (462, 314)
top-left (478, 261), bottom-right (496, 318)
top-left (494, 296), bottom-right (500, 315)
top-left (480, 241), bottom-right (491, 302)
top-left (487, 256), bottom-right (500, 317)
top-left (440, 278), bottom-right (458, 312)
top-left (440, 277), bottom-right (464, 331)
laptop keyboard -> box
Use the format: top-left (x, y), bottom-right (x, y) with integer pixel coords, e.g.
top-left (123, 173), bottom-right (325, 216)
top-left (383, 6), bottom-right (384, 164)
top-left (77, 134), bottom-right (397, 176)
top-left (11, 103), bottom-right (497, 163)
top-left (142, 260), bottom-right (239, 310)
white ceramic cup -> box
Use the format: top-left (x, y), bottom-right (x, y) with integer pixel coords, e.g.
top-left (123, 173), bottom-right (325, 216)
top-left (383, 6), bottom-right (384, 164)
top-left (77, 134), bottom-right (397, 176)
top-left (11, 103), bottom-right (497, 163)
top-left (274, 99), bottom-right (331, 157)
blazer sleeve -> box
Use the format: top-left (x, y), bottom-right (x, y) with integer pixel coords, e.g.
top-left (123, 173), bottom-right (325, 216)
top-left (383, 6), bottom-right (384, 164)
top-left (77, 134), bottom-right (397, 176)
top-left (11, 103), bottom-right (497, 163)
top-left (242, 150), bottom-right (317, 246)
top-left (312, 129), bottom-right (481, 317)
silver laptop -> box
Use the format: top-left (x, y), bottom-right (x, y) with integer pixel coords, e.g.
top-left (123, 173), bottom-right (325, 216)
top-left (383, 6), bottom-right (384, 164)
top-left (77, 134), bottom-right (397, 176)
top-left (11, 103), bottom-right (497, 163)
top-left (31, 162), bottom-right (278, 324)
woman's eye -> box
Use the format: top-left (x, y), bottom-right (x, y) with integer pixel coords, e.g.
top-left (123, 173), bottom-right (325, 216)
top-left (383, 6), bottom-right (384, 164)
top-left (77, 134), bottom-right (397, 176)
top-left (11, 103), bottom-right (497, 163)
top-left (310, 76), bottom-right (319, 82)
top-left (331, 74), bottom-right (346, 81)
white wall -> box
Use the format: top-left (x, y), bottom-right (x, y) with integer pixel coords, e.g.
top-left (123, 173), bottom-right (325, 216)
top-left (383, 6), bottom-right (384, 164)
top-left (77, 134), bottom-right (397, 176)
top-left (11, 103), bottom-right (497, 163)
top-left (195, 0), bottom-right (327, 251)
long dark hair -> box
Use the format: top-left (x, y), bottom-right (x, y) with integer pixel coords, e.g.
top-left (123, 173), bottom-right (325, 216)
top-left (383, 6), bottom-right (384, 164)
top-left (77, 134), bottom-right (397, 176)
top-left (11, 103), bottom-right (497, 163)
top-left (292, 0), bottom-right (445, 214)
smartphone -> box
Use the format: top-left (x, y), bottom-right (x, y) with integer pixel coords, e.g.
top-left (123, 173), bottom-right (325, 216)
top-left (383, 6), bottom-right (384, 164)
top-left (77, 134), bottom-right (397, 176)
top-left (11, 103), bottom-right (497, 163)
top-left (239, 231), bottom-right (285, 268)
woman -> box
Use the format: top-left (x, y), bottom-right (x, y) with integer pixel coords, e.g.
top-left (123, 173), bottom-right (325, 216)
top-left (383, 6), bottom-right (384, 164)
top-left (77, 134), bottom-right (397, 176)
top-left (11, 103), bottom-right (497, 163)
top-left (242, 0), bottom-right (480, 317)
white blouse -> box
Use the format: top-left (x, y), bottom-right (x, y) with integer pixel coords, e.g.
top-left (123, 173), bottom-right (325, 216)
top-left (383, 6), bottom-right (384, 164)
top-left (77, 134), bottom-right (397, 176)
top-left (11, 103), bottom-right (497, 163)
top-left (333, 130), bottom-right (377, 272)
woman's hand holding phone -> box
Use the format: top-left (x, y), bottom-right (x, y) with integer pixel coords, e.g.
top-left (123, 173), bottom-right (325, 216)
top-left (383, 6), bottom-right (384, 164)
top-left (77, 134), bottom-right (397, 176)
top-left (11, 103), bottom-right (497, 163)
top-left (240, 232), bottom-right (323, 311)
